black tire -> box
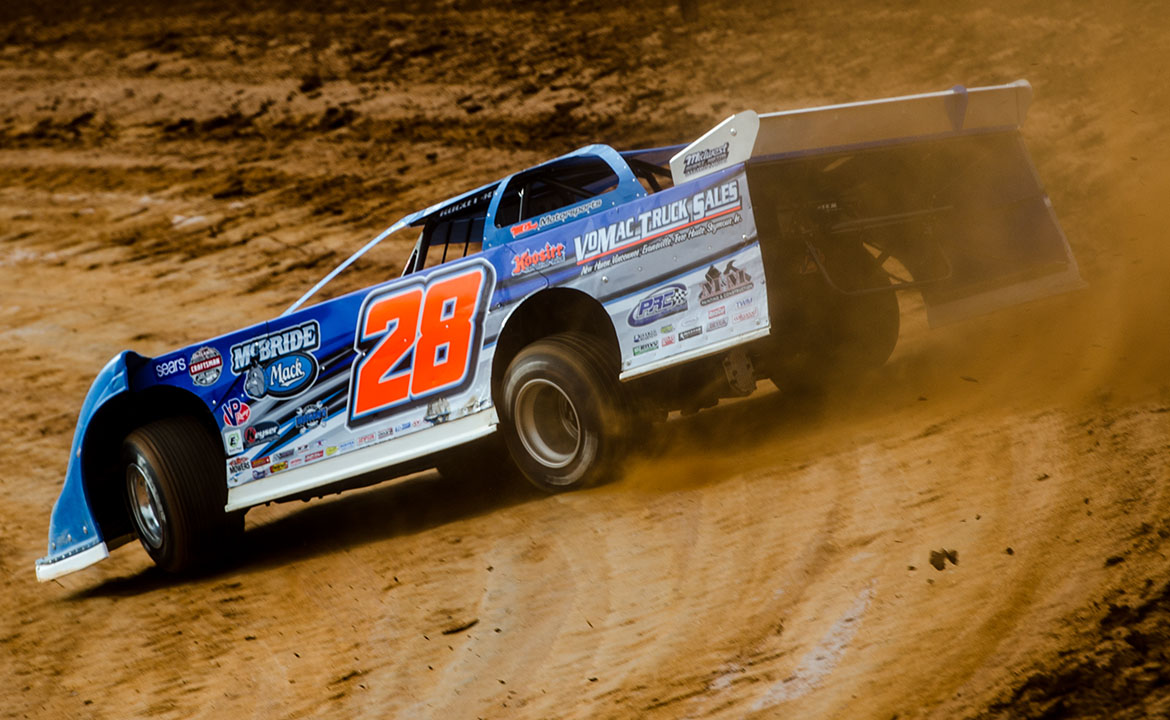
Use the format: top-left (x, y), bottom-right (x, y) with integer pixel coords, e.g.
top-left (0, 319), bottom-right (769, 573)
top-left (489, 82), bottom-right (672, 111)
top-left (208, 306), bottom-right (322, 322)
top-left (122, 416), bottom-right (240, 573)
top-left (499, 332), bottom-right (627, 492)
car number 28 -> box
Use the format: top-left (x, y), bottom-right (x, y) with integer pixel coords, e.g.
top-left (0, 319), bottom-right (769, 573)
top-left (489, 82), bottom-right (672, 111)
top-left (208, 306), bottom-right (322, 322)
top-left (348, 261), bottom-right (494, 425)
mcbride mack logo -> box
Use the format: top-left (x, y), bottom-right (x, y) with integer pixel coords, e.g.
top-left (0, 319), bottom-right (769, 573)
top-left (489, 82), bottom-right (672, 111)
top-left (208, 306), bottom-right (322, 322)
top-left (231, 321), bottom-right (320, 374)
top-left (574, 180), bottom-right (741, 265)
top-left (683, 142), bottom-right (730, 175)
top-left (511, 242), bottom-right (566, 276)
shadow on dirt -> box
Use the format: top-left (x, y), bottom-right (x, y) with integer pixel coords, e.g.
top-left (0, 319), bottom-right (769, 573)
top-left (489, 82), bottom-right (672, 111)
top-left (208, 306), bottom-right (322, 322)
top-left (69, 342), bottom-right (969, 600)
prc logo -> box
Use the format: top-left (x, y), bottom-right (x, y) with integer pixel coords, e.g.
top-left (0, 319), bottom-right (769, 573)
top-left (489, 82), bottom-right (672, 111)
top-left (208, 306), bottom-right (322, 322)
top-left (628, 284), bottom-right (688, 327)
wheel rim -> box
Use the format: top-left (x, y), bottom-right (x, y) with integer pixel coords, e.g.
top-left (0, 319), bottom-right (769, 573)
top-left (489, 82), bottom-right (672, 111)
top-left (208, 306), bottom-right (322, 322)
top-left (514, 378), bottom-right (581, 470)
top-left (127, 461), bottom-right (166, 549)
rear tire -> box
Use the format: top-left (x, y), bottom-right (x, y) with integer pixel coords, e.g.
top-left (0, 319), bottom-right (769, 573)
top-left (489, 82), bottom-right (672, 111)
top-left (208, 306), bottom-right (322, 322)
top-left (123, 416), bottom-right (239, 573)
top-left (499, 332), bottom-right (626, 492)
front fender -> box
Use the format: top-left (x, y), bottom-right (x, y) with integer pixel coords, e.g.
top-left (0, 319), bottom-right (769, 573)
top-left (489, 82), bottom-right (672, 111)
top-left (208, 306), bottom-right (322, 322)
top-left (35, 350), bottom-right (144, 582)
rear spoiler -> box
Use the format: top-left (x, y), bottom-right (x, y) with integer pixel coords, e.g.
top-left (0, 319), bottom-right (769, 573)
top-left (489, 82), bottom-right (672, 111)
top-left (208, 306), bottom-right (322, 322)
top-left (670, 80), bottom-right (1082, 326)
top-left (670, 80), bottom-right (1034, 184)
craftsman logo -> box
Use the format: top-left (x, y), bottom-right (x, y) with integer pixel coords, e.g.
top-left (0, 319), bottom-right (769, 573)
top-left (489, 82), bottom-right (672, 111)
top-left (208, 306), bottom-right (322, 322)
top-left (574, 180), bottom-right (741, 266)
top-left (680, 326), bottom-right (702, 341)
top-left (221, 398), bottom-right (251, 427)
top-left (511, 242), bottom-right (566, 276)
top-left (628, 284), bottom-right (688, 327)
top-left (698, 261), bottom-right (753, 306)
top-left (244, 421), bottom-right (280, 448)
top-left (189, 346), bottom-right (223, 386)
top-left (682, 142), bottom-right (730, 175)
top-left (230, 321), bottom-right (320, 374)
top-left (295, 402), bottom-right (328, 433)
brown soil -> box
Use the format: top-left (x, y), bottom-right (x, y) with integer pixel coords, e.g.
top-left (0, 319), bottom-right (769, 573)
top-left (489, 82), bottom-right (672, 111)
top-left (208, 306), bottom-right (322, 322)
top-left (3, 1), bottom-right (1169, 718)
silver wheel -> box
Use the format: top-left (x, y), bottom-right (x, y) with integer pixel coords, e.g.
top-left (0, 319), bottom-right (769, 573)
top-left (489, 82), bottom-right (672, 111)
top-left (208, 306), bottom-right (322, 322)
top-left (514, 378), bottom-right (581, 469)
top-left (127, 459), bottom-right (166, 549)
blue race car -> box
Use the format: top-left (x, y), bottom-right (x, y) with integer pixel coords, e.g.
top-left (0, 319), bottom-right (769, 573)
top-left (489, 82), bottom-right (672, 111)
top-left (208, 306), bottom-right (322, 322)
top-left (37, 81), bottom-right (1081, 581)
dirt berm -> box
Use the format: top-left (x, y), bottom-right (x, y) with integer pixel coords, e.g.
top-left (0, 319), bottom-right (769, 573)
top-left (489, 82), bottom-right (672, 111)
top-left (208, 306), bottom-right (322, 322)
top-left (2, 1), bottom-right (1169, 718)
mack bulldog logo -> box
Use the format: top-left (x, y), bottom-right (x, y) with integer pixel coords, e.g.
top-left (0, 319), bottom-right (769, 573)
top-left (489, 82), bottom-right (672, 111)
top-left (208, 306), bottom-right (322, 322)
top-left (511, 242), bottom-right (566, 276)
top-left (682, 142), bottom-right (730, 175)
top-left (189, 346), bottom-right (223, 386)
top-left (628, 284), bottom-right (688, 327)
top-left (574, 180), bottom-right (741, 267)
top-left (699, 261), bottom-right (754, 306)
top-left (232, 320), bottom-right (321, 400)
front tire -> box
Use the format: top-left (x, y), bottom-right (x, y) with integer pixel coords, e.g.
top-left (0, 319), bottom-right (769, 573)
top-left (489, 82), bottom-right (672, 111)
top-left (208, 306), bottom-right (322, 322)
top-left (123, 416), bottom-right (239, 573)
top-left (499, 332), bottom-right (626, 492)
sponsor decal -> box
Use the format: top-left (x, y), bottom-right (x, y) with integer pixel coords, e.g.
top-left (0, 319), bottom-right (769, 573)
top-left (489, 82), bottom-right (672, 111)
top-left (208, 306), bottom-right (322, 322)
top-left (339, 440), bottom-right (355, 452)
top-left (661, 335), bottom-right (676, 347)
top-left (252, 468), bottom-right (269, 480)
top-left (223, 429), bottom-right (243, 456)
top-left (251, 455), bottom-right (270, 468)
top-left (660, 324), bottom-right (674, 333)
top-left (633, 329), bottom-right (658, 343)
top-left (633, 341), bottom-right (659, 356)
top-left (155, 357), bottom-right (187, 378)
top-left (734, 296), bottom-right (754, 309)
top-left (438, 188), bottom-right (495, 219)
top-left (221, 398), bottom-right (251, 427)
top-left (509, 220), bottom-right (538, 238)
top-left (189, 346), bottom-right (223, 387)
top-left (699, 261), bottom-right (754, 306)
top-left (575, 180), bottom-right (741, 268)
top-left (377, 428), bottom-right (394, 440)
top-left (394, 420), bottom-right (412, 433)
top-left (326, 446), bottom-right (338, 456)
top-left (229, 457), bottom-right (250, 474)
top-left (231, 321), bottom-right (320, 400)
top-left (628, 284), bottom-right (688, 327)
top-left (275, 448), bottom-right (294, 460)
top-left (733, 308), bottom-right (759, 324)
top-left (244, 421), bottom-right (280, 448)
top-left (707, 317), bottom-right (728, 331)
top-left (289, 458), bottom-right (302, 468)
top-left (306, 450), bottom-right (324, 462)
top-left (680, 326), bottom-right (702, 341)
top-left (682, 142), bottom-right (730, 176)
top-left (708, 306), bottom-right (726, 319)
top-left (295, 401), bottom-right (328, 433)
top-left (358, 433), bottom-right (376, 446)
top-left (511, 241), bottom-right (566, 276)
top-left (271, 461), bottom-right (288, 473)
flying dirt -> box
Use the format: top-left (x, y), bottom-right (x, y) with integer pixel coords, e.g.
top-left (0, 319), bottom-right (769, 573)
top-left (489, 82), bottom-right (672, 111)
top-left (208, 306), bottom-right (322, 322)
top-left (2, 1), bottom-right (1169, 719)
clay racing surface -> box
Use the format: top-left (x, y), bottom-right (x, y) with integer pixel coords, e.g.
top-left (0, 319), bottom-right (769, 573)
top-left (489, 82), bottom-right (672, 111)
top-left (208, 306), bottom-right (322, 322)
top-left (3, 1), bottom-right (1169, 718)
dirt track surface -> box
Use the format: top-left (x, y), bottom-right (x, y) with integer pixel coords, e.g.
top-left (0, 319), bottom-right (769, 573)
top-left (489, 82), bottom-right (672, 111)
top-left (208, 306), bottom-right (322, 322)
top-left (3, 2), bottom-right (1170, 718)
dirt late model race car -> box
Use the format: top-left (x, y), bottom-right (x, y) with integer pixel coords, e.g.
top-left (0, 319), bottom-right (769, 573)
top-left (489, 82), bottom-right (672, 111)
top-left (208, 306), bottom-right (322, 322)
top-left (37, 80), bottom-right (1081, 581)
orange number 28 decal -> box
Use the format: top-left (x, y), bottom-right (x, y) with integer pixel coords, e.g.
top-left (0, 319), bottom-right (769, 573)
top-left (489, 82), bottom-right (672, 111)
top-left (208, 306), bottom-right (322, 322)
top-left (349, 262), bottom-right (493, 425)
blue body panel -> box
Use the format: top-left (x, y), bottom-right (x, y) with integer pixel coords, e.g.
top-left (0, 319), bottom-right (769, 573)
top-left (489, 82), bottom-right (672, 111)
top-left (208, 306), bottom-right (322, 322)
top-left (36, 351), bottom-right (137, 573)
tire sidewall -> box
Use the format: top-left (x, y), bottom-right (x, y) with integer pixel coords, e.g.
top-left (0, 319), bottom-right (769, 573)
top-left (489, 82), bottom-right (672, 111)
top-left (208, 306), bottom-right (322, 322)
top-left (122, 440), bottom-right (181, 569)
top-left (501, 344), bottom-right (615, 491)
